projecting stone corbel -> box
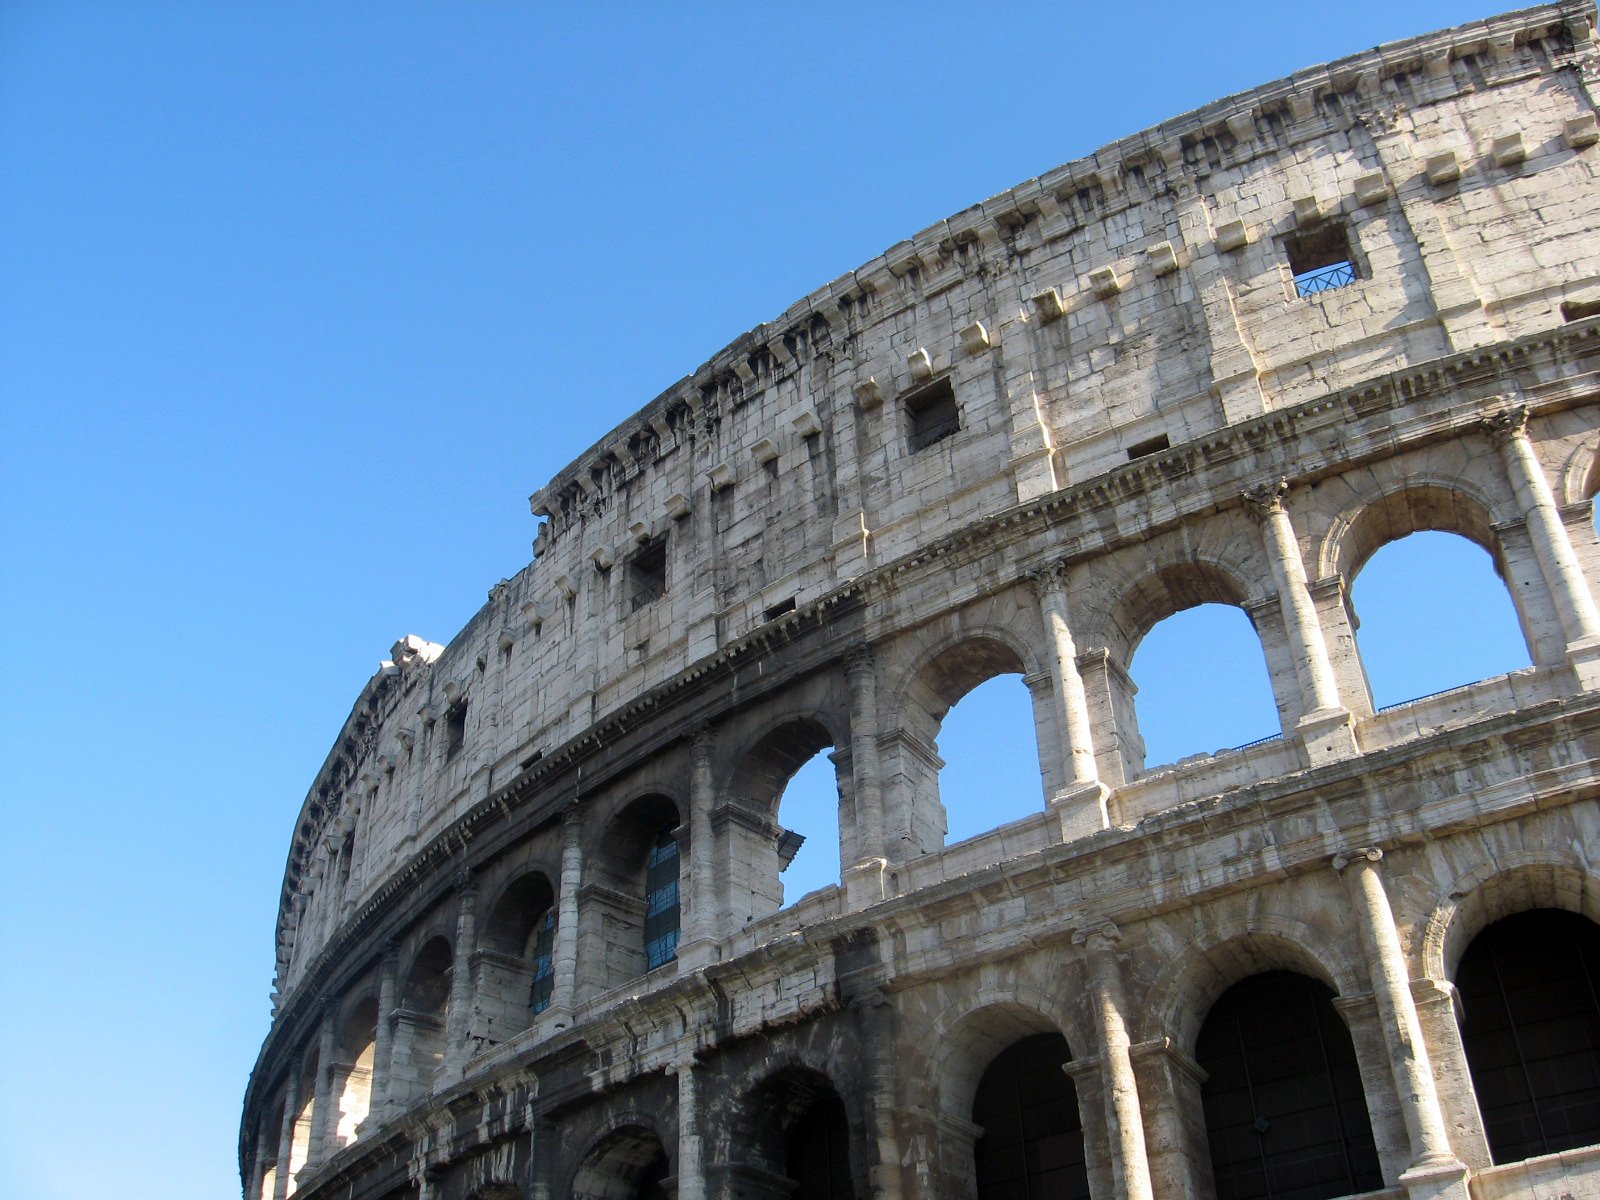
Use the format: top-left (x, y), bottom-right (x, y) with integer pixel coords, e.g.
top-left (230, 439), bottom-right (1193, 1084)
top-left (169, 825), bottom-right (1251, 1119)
top-left (1030, 287), bottom-right (1065, 322)
top-left (1214, 218), bottom-right (1251, 252)
top-left (1088, 266), bottom-right (1122, 299)
top-left (959, 321), bottom-right (991, 355)
top-left (1147, 241), bottom-right (1179, 276)
top-left (1424, 149), bottom-right (1461, 185)
top-left (1492, 132), bottom-right (1525, 167)
top-left (707, 462), bottom-right (736, 492)
top-left (554, 574), bottom-right (576, 600)
top-left (1354, 171), bottom-right (1389, 207)
top-left (627, 521), bottom-right (650, 545)
top-left (528, 488), bottom-right (552, 518)
top-left (1565, 114), bottom-right (1598, 150)
top-left (732, 358), bottom-right (757, 387)
top-left (752, 437), bottom-right (780, 466)
top-left (854, 378), bottom-right (885, 410)
top-left (791, 408), bottom-right (822, 437)
top-left (590, 545), bottom-right (614, 570)
top-left (664, 492), bottom-right (692, 520)
top-left (1292, 194), bottom-right (1322, 226)
top-left (907, 348), bottom-right (934, 381)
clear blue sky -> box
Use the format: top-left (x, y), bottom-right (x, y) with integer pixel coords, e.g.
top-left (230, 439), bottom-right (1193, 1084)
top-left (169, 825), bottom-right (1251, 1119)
top-left (0, 4), bottom-right (1531, 1198)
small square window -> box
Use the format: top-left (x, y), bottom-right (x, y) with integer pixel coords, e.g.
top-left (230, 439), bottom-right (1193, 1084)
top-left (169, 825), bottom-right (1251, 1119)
top-left (628, 537), bottom-right (667, 612)
top-left (905, 378), bottom-right (960, 453)
top-left (1286, 223), bottom-right (1358, 297)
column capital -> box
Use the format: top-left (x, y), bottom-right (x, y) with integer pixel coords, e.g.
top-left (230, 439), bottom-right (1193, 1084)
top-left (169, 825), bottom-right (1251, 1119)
top-left (453, 870), bottom-right (478, 902)
top-left (1026, 557), bottom-right (1072, 596)
top-left (1072, 918), bottom-right (1122, 952)
top-left (845, 645), bottom-right (876, 678)
top-left (690, 722), bottom-right (715, 754)
top-left (1332, 846), bottom-right (1384, 873)
top-left (1242, 477), bottom-right (1290, 518)
top-left (1480, 402), bottom-right (1529, 445)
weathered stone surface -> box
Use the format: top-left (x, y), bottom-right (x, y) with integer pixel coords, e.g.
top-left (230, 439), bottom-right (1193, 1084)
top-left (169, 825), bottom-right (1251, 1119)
top-left (243, 5), bottom-right (1600, 1199)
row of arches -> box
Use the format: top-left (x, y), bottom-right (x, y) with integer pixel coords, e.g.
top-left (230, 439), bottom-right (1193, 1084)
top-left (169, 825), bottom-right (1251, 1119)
top-left (552, 905), bottom-right (1599, 1200)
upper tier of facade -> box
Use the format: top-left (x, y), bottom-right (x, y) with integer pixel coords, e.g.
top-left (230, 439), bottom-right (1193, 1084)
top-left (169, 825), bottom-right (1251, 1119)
top-left (268, 0), bottom-right (1600, 998)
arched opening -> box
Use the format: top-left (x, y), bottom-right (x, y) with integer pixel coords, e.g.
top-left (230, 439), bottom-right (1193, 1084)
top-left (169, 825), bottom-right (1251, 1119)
top-left (1455, 909), bottom-right (1600, 1164)
top-left (776, 749), bottom-right (841, 906)
top-left (738, 1067), bottom-right (858, 1199)
top-left (938, 674), bottom-right (1041, 845)
top-left (972, 1032), bottom-right (1088, 1200)
top-left (478, 872), bottom-right (558, 1039)
top-left (1194, 971), bottom-right (1381, 1200)
top-left (392, 936), bottom-right (452, 1101)
top-left (894, 636), bottom-right (1044, 857)
top-left (334, 997), bottom-right (378, 1147)
top-left (729, 717), bottom-right (840, 916)
top-left (1348, 531), bottom-right (1531, 710)
top-left (591, 796), bottom-right (682, 983)
top-left (787, 1091), bottom-right (854, 1199)
top-left (571, 1126), bottom-right (671, 1200)
top-left (1129, 603), bottom-right (1280, 770)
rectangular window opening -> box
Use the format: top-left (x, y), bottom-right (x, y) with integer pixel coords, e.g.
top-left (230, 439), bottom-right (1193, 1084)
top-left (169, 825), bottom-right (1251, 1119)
top-left (764, 597), bottom-right (796, 622)
top-left (905, 377), bottom-right (960, 454)
top-left (1287, 223), bottom-right (1358, 298)
top-left (444, 702), bottom-right (467, 761)
top-left (1127, 433), bottom-right (1170, 460)
top-left (628, 537), bottom-right (668, 612)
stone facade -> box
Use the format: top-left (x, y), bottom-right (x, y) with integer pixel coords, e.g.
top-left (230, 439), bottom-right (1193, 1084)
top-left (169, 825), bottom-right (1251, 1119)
top-left (243, 5), bottom-right (1600, 1199)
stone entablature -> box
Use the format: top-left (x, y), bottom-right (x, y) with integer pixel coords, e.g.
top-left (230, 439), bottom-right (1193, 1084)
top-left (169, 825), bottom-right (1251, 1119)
top-left (248, 6), bottom-right (1600, 1200)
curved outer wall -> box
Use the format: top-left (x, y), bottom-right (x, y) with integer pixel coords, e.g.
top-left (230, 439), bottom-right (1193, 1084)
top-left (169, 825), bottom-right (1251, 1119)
top-left (246, 6), bottom-right (1600, 1200)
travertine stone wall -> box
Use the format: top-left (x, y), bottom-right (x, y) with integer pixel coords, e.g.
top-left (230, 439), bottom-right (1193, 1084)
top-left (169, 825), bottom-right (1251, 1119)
top-left (245, 6), bottom-right (1600, 1200)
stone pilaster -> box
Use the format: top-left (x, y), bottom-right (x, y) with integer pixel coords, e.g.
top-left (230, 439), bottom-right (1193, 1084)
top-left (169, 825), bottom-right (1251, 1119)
top-left (272, 1069), bottom-right (300, 1200)
top-left (368, 943), bottom-right (398, 1124)
top-left (1333, 849), bottom-right (1469, 1200)
top-left (549, 806), bottom-right (584, 1025)
top-left (1028, 559), bottom-right (1109, 839)
top-left (308, 1001), bottom-right (338, 1166)
top-left (844, 648), bottom-right (890, 908)
top-left (1074, 921), bottom-right (1155, 1200)
top-left (1244, 479), bottom-right (1358, 763)
top-left (441, 876), bottom-right (478, 1081)
top-left (1483, 405), bottom-right (1600, 687)
top-left (678, 726), bottom-right (719, 969)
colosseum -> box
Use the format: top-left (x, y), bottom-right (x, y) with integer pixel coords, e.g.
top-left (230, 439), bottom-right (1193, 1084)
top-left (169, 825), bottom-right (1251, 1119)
top-left (242, 5), bottom-right (1600, 1199)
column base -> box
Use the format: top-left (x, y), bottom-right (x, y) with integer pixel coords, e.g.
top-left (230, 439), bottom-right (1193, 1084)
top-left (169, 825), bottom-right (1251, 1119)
top-left (1049, 779), bottom-right (1111, 841)
top-left (1295, 706), bottom-right (1358, 765)
top-left (675, 936), bottom-right (718, 971)
top-left (1399, 1156), bottom-right (1471, 1200)
top-left (844, 858), bottom-right (892, 910)
top-left (1566, 636), bottom-right (1600, 691)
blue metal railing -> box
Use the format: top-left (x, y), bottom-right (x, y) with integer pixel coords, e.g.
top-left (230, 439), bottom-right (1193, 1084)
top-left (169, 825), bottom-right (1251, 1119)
top-left (1295, 260), bottom-right (1357, 297)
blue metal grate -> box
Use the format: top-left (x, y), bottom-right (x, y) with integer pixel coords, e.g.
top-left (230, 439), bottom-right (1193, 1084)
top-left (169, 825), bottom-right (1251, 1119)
top-left (1294, 259), bottom-right (1356, 297)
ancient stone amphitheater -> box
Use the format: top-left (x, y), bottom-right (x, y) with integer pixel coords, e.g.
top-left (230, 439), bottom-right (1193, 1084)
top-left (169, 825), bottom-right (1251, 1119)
top-left (242, 5), bottom-right (1600, 1199)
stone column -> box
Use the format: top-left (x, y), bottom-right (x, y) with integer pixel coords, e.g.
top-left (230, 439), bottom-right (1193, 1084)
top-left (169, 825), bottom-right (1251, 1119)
top-left (1074, 922), bottom-right (1154, 1200)
top-left (678, 727), bottom-right (719, 969)
top-left (674, 1053), bottom-right (707, 1200)
top-left (441, 877), bottom-right (478, 1081)
top-left (1410, 979), bottom-right (1492, 1169)
top-left (272, 1069), bottom-right (301, 1200)
top-left (844, 649), bottom-right (890, 908)
top-left (309, 1001), bottom-right (339, 1165)
top-left (1028, 560), bottom-right (1110, 839)
top-left (855, 991), bottom-right (905, 1200)
top-left (549, 806), bottom-right (584, 1025)
top-left (1333, 849), bottom-right (1469, 1200)
top-left (369, 944), bottom-right (399, 1124)
top-left (1244, 479), bottom-right (1358, 763)
top-left (1483, 406), bottom-right (1600, 687)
